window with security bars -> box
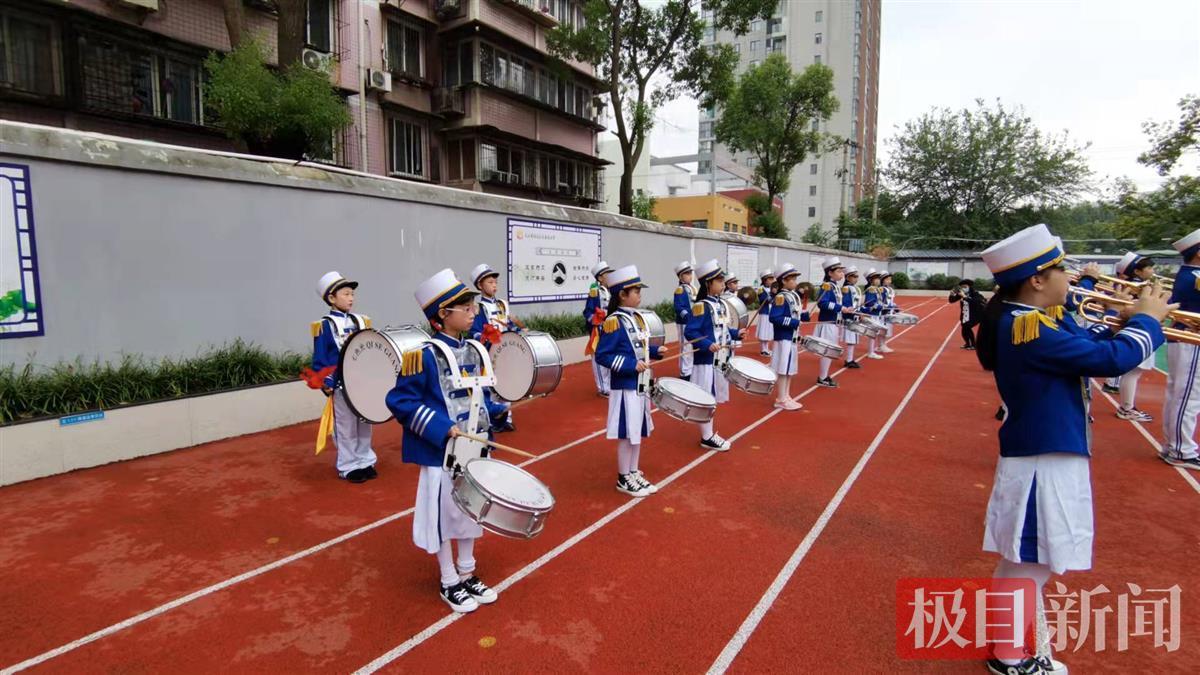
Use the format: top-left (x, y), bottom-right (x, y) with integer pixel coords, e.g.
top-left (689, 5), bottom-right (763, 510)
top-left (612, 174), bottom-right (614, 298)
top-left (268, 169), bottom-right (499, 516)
top-left (307, 0), bottom-right (333, 53)
top-left (387, 20), bottom-right (423, 78)
top-left (0, 10), bottom-right (61, 96)
top-left (389, 118), bottom-right (425, 178)
top-left (78, 33), bottom-right (202, 125)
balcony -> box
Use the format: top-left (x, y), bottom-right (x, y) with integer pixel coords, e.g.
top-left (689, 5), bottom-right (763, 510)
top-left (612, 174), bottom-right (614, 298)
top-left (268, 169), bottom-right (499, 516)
top-left (434, 86), bottom-right (467, 117)
top-left (495, 0), bottom-right (559, 27)
top-left (434, 0), bottom-right (466, 20)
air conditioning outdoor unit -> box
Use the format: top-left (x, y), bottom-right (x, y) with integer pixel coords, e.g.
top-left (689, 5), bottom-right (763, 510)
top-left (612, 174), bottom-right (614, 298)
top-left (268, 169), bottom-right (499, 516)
top-left (301, 48), bottom-right (334, 72)
top-left (367, 69), bottom-right (392, 93)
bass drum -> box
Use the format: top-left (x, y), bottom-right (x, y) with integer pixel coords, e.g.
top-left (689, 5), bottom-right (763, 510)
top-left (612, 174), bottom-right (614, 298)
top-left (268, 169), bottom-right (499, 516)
top-left (632, 309), bottom-right (666, 349)
top-left (721, 294), bottom-right (750, 329)
top-left (339, 325), bottom-right (430, 423)
top-left (489, 331), bottom-right (563, 402)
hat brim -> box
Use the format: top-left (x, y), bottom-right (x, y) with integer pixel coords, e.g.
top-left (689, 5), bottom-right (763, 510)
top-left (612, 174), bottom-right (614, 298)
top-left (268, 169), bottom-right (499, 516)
top-left (779, 270), bottom-right (801, 279)
top-left (324, 279), bottom-right (358, 302)
top-left (474, 271), bottom-right (500, 288)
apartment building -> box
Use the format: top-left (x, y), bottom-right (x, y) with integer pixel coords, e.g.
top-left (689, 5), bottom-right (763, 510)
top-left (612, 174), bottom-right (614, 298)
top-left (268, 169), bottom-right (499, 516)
top-left (0, 0), bottom-right (606, 207)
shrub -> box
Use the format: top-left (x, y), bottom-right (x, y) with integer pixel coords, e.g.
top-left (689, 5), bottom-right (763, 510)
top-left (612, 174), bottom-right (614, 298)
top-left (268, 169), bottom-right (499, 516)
top-left (891, 271), bottom-right (911, 289)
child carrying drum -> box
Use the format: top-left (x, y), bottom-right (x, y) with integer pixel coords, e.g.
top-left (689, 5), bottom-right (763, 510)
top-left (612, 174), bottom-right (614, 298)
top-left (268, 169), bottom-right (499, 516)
top-left (596, 265), bottom-right (668, 497)
top-left (584, 261), bottom-right (614, 397)
top-left (862, 270), bottom-right (886, 360)
top-left (841, 266), bottom-right (864, 369)
top-left (756, 269), bottom-right (776, 356)
top-left (469, 262), bottom-right (518, 432)
top-left (813, 257), bottom-right (853, 388)
top-left (684, 259), bottom-right (737, 451)
top-left (768, 263), bottom-right (810, 410)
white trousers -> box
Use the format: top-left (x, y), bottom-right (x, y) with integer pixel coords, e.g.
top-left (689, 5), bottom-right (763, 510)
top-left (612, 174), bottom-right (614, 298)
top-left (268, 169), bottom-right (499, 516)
top-left (1163, 342), bottom-right (1200, 460)
top-left (678, 330), bottom-right (694, 377)
top-left (333, 389), bottom-right (377, 476)
top-left (592, 357), bottom-right (611, 394)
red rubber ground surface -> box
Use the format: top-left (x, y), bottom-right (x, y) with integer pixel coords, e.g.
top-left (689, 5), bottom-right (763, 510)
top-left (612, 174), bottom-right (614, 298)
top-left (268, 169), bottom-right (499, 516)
top-left (2, 298), bottom-right (1195, 674)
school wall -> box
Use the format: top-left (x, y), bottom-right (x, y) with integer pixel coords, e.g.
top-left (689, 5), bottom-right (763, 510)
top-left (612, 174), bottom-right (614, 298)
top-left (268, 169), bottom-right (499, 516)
top-left (0, 122), bottom-right (882, 369)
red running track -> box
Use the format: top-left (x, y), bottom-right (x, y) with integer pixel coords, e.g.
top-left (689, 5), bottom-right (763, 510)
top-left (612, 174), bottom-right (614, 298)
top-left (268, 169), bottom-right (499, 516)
top-left (1, 297), bottom-right (1195, 674)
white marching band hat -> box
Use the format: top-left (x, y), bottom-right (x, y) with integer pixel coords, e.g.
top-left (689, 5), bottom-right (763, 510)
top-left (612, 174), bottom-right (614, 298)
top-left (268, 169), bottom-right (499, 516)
top-left (470, 263), bottom-right (499, 288)
top-left (844, 265), bottom-right (859, 276)
top-left (674, 260), bottom-right (694, 276)
top-left (822, 256), bottom-right (844, 271)
top-left (592, 260), bottom-right (614, 278)
top-left (760, 268), bottom-right (774, 280)
top-left (981, 223), bottom-right (1066, 287)
top-left (607, 264), bottom-right (650, 293)
top-left (1174, 229), bottom-right (1200, 259)
top-left (777, 262), bottom-right (800, 279)
top-left (316, 271), bottom-right (357, 304)
top-left (415, 268), bottom-right (478, 321)
top-left (695, 258), bottom-right (725, 283)
top-left (866, 268), bottom-right (881, 279)
top-left (726, 274), bottom-right (739, 284)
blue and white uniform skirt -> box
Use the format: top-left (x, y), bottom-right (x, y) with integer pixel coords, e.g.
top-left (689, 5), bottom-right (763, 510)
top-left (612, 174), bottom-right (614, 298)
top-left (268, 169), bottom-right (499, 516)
top-left (607, 388), bottom-right (654, 442)
top-left (756, 313), bottom-right (774, 341)
top-left (414, 465), bottom-right (483, 554)
top-left (812, 322), bottom-right (841, 349)
top-left (842, 321), bottom-right (859, 346)
top-left (692, 363), bottom-right (730, 404)
top-left (982, 453), bottom-right (1093, 574)
top-left (771, 338), bottom-right (798, 376)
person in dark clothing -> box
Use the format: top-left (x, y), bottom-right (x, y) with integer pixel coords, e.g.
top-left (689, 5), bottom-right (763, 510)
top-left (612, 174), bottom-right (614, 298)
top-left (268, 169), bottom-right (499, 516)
top-left (949, 279), bottom-right (987, 349)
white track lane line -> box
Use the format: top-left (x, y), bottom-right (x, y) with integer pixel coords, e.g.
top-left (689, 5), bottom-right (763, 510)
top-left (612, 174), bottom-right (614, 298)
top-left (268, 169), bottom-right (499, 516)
top-left (4, 299), bottom-right (943, 675)
top-left (706, 322), bottom-right (958, 675)
top-left (1093, 388), bottom-right (1200, 495)
top-left (352, 302), bottom-right (952, 675)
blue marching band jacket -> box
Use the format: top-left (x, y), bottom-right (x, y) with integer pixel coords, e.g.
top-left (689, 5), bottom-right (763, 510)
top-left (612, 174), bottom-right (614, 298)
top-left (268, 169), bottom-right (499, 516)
top-left (582, 283), bottom-right (610, 330)
top-left (994, 303), bottom-right (1164, 458)
top-left (842, 283), bottom-right (862, 313)
top-left (862, 286), bottom-right (886, 316)
top-left (385, 332), bottom-right (509, 468)
top-left (684, 295), bottom-right (741, 366)
top-left (768, 289), bottom-right (810, 342)
top-left (674, 283), bottom-right (696, 325)
top-left (595, 308), bottom-right (663, 391)
top-left (311, 310), bottom-right (371, 389)
top-left (815, 281), bottom-right (842, 323)
top-left (1168, 265), bottom-right (1200, 340)
top-left (470, 295), bottom-right (519, 345)
top-left (757, 286), bottom-right (772, 317)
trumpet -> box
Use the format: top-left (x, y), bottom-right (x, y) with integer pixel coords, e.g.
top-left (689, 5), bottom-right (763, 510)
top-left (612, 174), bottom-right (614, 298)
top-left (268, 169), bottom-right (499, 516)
top-left (1069, 288), bottom-right (1200, 344)
top-left (1065, 257), bottom-right (1173, 292)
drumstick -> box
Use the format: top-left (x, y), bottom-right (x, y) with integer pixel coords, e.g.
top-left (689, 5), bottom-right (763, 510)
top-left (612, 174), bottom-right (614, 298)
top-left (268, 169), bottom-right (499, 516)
top-left (457, 431), bottom-right (539, 459)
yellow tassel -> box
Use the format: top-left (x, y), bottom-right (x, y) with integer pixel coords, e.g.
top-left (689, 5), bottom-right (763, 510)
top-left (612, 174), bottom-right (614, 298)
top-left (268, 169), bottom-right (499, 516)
top-left (315, 396), bottom-right (334, 455)
top-left (310, 321), bottom-right (323, 338)
top-left (401, 348), bottom-right (424, 376)
top-left (363, 316), bottom-right (372, 328)
top-left (693, 302), bottom-right (705, 316)
top-left (603, 316), bottom-right (619, 333)
top-left (774, 295), bottom-right (785, 306)
top-left (1046, 305), bottom-right (1064, 321)
top-left (1011, 310), bottom-right (1059, 345)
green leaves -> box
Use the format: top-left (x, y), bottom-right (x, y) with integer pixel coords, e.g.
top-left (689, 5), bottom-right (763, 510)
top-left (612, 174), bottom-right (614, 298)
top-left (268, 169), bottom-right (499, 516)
top-left (1138, 94), bottom-right (1199, 177)
top-left (0, 290), bottom-right (36, 322)
top-left (1111, 175), bottom-right (1200, 248)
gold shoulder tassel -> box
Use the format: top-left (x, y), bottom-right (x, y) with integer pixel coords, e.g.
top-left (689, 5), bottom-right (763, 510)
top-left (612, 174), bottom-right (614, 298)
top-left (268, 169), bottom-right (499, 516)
top-left (401, 348), bottom-right (424, 376)
top-left (603, 316), bottom-right (620, 333)
top-left (1011, 311), bottom-right (1059, 345)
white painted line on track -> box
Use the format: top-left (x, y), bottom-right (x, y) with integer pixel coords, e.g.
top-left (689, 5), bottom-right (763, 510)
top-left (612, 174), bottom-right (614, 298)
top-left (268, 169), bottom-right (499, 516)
top-left (706, 322), bottom-right (958, 675)
top-left (353, 303), bottom-right (953, 675)
top-left (1094, 389), bottom-right (1200, 496)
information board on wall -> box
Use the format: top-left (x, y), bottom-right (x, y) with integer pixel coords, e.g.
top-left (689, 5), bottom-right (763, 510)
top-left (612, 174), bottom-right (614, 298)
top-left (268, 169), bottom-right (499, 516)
top-left (726, 245), bottom-right (759, 287)
top-left (0, 163), bottom-right (43, 338)
top-left (507, 218), bottom-right (602, 304)
top-left (906, 261), bottom-right (949, 282)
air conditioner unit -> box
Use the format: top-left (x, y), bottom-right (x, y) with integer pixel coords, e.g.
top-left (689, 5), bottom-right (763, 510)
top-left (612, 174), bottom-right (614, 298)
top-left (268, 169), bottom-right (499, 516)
top-left (367, 69), bottom-right (392, 93)
top-left (301, 48), bottom-right (334, 72)
top-left (114, 0), bottom-right (160, 10)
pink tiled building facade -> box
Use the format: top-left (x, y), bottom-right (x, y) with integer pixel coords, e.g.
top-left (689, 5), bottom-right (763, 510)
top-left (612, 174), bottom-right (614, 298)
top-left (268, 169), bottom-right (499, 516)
top-left (0, 0), bottom-right (606, 207)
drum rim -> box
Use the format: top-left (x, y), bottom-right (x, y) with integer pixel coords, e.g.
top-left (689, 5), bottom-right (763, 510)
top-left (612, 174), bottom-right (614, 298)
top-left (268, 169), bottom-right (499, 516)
top-left (727, 355), bottom-right (776, 380)
top-left (338, 326), bottom-right (425, 424)
top-left (491, 331), bottom-right (538, 401)
top-left (461, 457), bottom-right (556, 512)
top-left (491, 331), bottom-right (564, 402)
top-left (654, 377), bottom-right (718, 406)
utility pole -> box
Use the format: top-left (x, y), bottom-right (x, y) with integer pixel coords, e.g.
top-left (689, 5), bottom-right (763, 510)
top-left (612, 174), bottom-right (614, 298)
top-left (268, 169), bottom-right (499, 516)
top-left (838, 140), bottom-right (849, 222)
top-left (871, 167), bottom-right (880, 228)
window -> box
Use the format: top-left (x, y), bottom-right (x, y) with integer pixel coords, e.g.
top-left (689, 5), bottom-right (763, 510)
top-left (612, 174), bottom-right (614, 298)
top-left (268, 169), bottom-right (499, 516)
top-left (699, 121), bottom-right (713, 137)
top-left (749, 40), bottom-right (759, 53)
top-left (815, 10), bottom-right (823, 22)
top-left (746, 156), bottom-right (758, 168)
top-left (703, 26), bottom-right (715, 41)
top-left (809, 185), bottom-right (817, 196)
top-left (814, 32), bottom-right (822, 44)
top-left (750, 19), bottom-right (763, 32)
top-left (700, 140), bottom-right (713, 153)
top-left (749, 60), bottom-right (759, 68)
top-left (814, 55), bottom-right (821, 64)
top-left (808, 207), bottom-right (816, 217)
top-left (78, 33), bottom-right (203, 125)
top-left (389, 118), bottom-right (425, 178)
top-left (809, 163), bottom-right (818, 174)
top-left (0, 10), bottom-right (61, 96)
top-left (307, 0), bottom-right (333, 53)
top-left (811, 119), bottom-right (819, 131)
top-left (387, 20), bottom-right (423, 78)
top-left (767, 18), bottom-right (783, 34)
top-left (699, 160), bottom-right (712, 174)
top-left (733, 43), bottom-right (740, 54)
top-left (480, 44), bottom-right (494, 84)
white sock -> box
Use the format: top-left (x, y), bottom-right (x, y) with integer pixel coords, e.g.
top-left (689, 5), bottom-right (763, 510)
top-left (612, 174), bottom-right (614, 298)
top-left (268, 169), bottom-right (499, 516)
top-left (455, 538), bottom-right (476, 579)
top-left (1119, 370), bottom-right (1142, 410)
top-left (700, 420), bottom-right (715, 439)
top-left (819, 357), bottom-right (831, 379)
top-left (776, 375), bottom-right (791, 402)
top-left (631, 442), bottom-right (642, 472)
top-left (992, 559), bottom-right (1052, 664)
top-left (846, 345), bottom-right (856, 362)
top-left (436, 542), bottom-right (459, 588)
top-left (617, 439), bottom-right (634, 475)
top-left (760, 340), bottom-right (770, 352)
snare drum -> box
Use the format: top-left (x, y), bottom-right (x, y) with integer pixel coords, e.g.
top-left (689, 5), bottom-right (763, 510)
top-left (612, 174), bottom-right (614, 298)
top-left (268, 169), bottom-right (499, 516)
top-left (651, 377), bottom-right (716, 423)
top-left (452, 458), bottom-right (555, 539)
top-left (846, 317), bottom-right (886, 339)
top-left (723, 356), bottom-right (777, 395)
top-left (632, 309), bottom-right (666, 349)
top-left (887, 312), bottom-right (919, 325)
top-left (489, 331), bottom-right (563, 402)
top-left (800, 335), bottom-right (845, 359)
top-left (339, 325), bottom-right (430, 423)
top-left (721, 294), bottom-right (750, 329)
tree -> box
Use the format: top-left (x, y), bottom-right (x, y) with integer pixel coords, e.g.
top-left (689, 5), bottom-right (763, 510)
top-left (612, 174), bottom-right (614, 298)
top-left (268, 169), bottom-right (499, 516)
top-left (1111, 176), bottom-right (1200, 248)
top-left (801, 223), bottom-right (833, 247)
top-left (631, 189), bottom-right (658, 221)
top-left (714, 54), bottom-right (838, 239)
top-left (548, 0), bottom-right (776, 216)
top-left (1139, 94), bottom-right (1199, 176)
top-left (885, 99), bottom-right (1092, 247)
top-left (743, 192), bottom-right (787, 239)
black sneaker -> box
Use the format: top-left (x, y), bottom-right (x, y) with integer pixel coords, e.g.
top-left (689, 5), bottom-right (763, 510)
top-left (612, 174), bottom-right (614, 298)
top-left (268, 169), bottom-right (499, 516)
top-left (817, 377), bottom-right (838, 388)
top-left (493, 418), bottom-right (517, 433)
top-left (699, 434), bottom-right (732, 452)
top-left (460, 575), bottom-right (498, 604)
top-left (440, 582), bottom-right (479, 613)
top-left (995, 406), bottom-right (1006, 421)
top-left (844, 360), bottom-right (862, 369)
top-left (1101, 384), bottom-right (1120, 394)
top-left (1162, 454), bottom-right (1200, 471)
top-left (364, 465), bottom-right (378, 480)
top-left (344, 468), bottom-right (369, 484)
top-left (985, 657), bottom-right (1047, 674)
top-left (965, 345), bottom-right (976, 351)
top-left (616, 473), bottom-right (650, 497)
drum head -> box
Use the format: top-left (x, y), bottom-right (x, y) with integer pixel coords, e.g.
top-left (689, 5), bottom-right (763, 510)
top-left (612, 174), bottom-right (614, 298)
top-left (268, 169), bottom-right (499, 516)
top-left (656, 377), bottom-right (717, 406)
top-left (464, 458), bottom-right (554, 510)
top-left (340, 327), bottom-right (428, 423)
top-left (728, 356), bottom-right (775, 382)
top-left (490, 332), bottom-right (537, 402)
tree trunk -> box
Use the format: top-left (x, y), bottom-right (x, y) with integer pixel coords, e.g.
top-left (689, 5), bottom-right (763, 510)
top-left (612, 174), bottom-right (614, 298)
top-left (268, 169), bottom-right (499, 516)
top-left (618, 146), bottom-right (634, 216)
top-left (221, 0), bottom-right (244, 49)
top-left (277, 0), bottom-right (308, 67)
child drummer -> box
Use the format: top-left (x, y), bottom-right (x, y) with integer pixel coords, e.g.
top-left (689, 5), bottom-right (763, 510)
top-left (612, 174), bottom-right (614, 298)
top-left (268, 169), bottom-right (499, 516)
top-left (596, 265), bottom-right (668, 497)
top-left (583, 261), bottom-right (614, 397)
top-left (756, 269), bottom-right (776, 356)
top-left (673, 261), bottom-right (697, 381)
top-left (685, 259), bottom-right (738, 451)
top-left (768, 263), bottom-right (810, 410)
top-left (386, 268), bottom-right (509, 613)
top-left (311, 271), bottom-right (377, 483)
top-left (469, 262), bottom-right (518, 432)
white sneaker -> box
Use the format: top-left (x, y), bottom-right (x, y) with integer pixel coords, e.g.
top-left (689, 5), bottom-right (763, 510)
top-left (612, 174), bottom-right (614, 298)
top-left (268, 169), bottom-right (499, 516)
top-left (867, 353), bottom-right (884, 360)
top-left (632, 470), bottom-right (659, 494)
top-left (1116, 407), bottom-right (1152, 422)
top-left (879, 346), bottom-right (894, 353)
top-left (616, 473), bottom-right (650, 497)
top-left (440, 583), bottom-right (479, 613)
top-left (1033, 655), bottom-right (1069, 673)
top-left (460, 575), bottom-right (498, 605)
top-left (774, 399), bottom-right (803, 411)
top-left (1162, 454), bottom-right (1200, 471)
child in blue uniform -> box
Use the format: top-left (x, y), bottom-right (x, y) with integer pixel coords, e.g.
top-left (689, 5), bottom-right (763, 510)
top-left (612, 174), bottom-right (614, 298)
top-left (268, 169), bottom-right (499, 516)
top-left (879, 272), bottom-right (897, 352)
top-left (583, 261), bottom-right (614, 396)
top-left (673, 261), bottom-right (696, 380)
top-left (813, 257), bottom-right (851, 388)
top-left (385, 268), bottom-right (510, 613)
top-left (311, 271), bottom-right (377, 483)
top-left (1161, 229), bottom-right (1200, 470)
top-left (975, 224), bottom-right (1173, 674)
top-left (685, 259), bottom-right (737, 451)
top-left (841, 266), bottom-right (863, 368)
top-left (861, 270), bottom-right (885, 360)
top-left (768, 263), bottom-right (809, 410)
top-left (596, 265), bottom-right (668, 497)
top-left (468, 262), bottom-right (518, 433)
top-left (756, 269), bottom-right (775, 356)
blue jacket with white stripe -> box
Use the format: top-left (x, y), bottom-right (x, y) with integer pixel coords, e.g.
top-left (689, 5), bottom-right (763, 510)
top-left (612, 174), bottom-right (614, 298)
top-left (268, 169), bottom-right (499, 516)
top-left (768, 290), bottom-right (810, 342)
top-left (994, 303), bottom-right (1164, 458)
top-left (595, 308), bottom-right (663, 391)
top-left (815, 282), bottom-right (842, 322)
top-left (684, 296), bottom-right (741, 366)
